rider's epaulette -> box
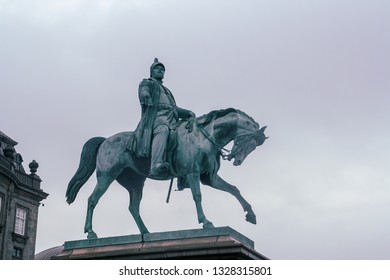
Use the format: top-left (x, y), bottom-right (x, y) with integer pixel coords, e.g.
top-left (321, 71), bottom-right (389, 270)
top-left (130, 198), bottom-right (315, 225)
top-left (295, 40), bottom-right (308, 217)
top-left (139, 78), bottom-right (151, 87)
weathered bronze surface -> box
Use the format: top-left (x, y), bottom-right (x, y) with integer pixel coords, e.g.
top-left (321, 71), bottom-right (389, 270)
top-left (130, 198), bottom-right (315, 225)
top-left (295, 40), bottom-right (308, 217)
top-left (66, 59), bottom-right (267, 239)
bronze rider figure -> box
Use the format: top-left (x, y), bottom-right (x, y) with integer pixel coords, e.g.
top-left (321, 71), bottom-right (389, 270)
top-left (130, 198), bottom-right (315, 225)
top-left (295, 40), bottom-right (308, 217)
top-left (132, 58), bottom-right (196, 176)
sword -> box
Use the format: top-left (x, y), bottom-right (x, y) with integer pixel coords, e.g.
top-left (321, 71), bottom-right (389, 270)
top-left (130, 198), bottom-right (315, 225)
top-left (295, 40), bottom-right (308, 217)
top-left (166, 178), bottom-right (174, 203)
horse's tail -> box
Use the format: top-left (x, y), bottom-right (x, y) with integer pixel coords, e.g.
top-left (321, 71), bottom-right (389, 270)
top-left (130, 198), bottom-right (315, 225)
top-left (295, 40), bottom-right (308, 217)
top-left (66, 137), bottom-right (106, 204)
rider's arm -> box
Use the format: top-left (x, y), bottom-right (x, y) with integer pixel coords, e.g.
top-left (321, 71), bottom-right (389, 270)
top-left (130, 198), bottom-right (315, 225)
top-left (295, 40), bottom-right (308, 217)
top-left (138, 79), bottom-right (153, 106)
top-left (176, 107), bottom-right (196, 119)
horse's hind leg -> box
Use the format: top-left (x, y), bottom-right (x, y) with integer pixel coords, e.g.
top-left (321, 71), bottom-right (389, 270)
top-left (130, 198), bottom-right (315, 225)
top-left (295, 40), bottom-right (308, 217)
top-left (202, 174), bottom-right (257, 224)
top-left (84, 172), bottom-right (114, 239)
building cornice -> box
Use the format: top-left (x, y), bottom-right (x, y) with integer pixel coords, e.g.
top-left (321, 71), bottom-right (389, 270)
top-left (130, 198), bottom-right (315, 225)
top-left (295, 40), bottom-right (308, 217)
top-left (0, 157), bottom-right (48, 201)
top-left (0, 131), bottom-right (18, 146)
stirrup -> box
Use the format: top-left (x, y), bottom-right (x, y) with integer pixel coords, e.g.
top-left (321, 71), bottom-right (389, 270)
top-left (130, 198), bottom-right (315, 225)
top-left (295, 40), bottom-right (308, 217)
top-left (149, 162), bottom-right (169, 176)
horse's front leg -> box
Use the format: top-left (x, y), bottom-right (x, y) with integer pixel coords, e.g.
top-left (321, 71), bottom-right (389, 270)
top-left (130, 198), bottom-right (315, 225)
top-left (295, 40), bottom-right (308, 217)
top-left (128, 184), bottom-right (149, 234)
top-left (187, 173), bottom-right (214, 229)
top-left (205, 174), bottom-right (257, 224)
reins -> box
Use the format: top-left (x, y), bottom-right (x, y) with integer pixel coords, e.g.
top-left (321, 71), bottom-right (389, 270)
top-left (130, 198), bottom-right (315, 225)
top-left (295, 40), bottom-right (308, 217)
top-left (200, 128), bottom-right (232, 160)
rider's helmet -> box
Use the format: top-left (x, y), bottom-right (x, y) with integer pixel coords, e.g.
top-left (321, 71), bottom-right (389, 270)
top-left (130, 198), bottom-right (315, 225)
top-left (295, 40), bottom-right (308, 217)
top-left (150, 58), bottom-right (165, 77)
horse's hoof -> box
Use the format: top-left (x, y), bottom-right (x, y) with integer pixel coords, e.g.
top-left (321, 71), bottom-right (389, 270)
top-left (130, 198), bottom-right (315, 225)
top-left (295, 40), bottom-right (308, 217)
top-left (87, 232), bottom-right (98, 239)
top-left (245, 212), bottom-right (257, 224)
top-left (203, 221), bottom-right (215, 229)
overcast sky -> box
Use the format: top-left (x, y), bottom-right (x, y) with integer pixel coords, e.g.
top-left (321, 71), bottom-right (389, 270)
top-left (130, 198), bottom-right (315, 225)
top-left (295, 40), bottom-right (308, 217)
top-left (1, 0), bottom-right (389, 260)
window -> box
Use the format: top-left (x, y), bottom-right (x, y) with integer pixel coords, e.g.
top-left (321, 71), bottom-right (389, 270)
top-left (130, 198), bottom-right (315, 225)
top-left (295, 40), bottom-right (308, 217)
top-left (0, 195), bottom-right (3, 223)
top-left (13, 247), bottom-right (23, 259)
top-left (0, 194), bottom-right (4, 221)
top-left (14, 207), bottom-right (27, 235)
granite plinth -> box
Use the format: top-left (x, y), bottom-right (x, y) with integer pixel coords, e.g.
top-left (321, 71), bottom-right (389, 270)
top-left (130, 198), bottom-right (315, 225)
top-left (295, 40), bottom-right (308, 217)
top-left (53, 227), bottom-right (268, 260)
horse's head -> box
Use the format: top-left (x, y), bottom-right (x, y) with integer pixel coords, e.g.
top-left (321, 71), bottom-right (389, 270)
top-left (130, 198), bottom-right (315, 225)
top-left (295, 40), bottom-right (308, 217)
top-left (197, 108), bottom-right (268, 166)
top-left (228, 126), bottom-right (268, 166)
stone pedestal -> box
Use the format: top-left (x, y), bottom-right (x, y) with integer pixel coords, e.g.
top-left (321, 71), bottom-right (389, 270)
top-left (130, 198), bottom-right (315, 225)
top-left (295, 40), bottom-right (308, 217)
top-left (53, 227), bottom-right (268, 260)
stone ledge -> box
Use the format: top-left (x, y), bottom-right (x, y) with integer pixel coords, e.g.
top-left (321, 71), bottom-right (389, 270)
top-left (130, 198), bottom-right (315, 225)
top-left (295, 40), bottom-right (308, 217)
top-left (63, 226), bottom-right (253, 250)
top-left (54, 227), bottom-right (268, 260)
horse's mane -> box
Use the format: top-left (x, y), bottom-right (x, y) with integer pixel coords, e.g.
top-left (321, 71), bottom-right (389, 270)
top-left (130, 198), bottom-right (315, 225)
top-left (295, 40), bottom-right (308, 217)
top-left (197, 108), bottom-right (236, 128)
top-left (197, 108), bottom-right (259, 129)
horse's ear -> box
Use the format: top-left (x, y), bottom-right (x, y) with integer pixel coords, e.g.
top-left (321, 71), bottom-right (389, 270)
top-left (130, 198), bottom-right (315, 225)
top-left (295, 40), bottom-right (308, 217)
top-left (260, 126), bottom-right (267, 132)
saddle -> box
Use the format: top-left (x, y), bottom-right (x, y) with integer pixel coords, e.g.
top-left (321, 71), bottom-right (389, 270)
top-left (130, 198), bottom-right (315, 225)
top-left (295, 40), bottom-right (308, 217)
top-left (127, 118), bottom-right (196, 185)
top-left (166, 118), bottom-right (195, 174)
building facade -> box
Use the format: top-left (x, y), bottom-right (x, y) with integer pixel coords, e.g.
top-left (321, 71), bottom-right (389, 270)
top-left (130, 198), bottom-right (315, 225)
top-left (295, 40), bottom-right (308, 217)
top-left (0, 131), bottom-right (48, 259)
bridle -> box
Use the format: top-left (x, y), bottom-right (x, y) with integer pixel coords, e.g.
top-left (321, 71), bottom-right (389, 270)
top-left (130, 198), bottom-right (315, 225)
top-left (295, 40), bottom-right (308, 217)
top-left (200, 127), bottom-right (266, 161)
top-left (200, 128), bottom-right (232, 160)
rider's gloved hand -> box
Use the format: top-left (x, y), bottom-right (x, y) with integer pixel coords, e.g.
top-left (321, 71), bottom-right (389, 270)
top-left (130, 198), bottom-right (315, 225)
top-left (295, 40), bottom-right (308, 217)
top-left (140, 92), bottom-right (153, 106)
top-left (188, 111), bottom-right (196, 118)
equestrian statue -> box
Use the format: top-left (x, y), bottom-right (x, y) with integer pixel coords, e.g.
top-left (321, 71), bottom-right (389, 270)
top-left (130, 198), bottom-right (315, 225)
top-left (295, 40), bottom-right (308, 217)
top-left (66, 58), bottom-right (268, 239)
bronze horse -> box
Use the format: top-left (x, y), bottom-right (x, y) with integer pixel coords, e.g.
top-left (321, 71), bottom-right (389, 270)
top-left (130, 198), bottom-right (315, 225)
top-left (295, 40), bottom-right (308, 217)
top-left (66, 108), bottom-right (267, 239)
